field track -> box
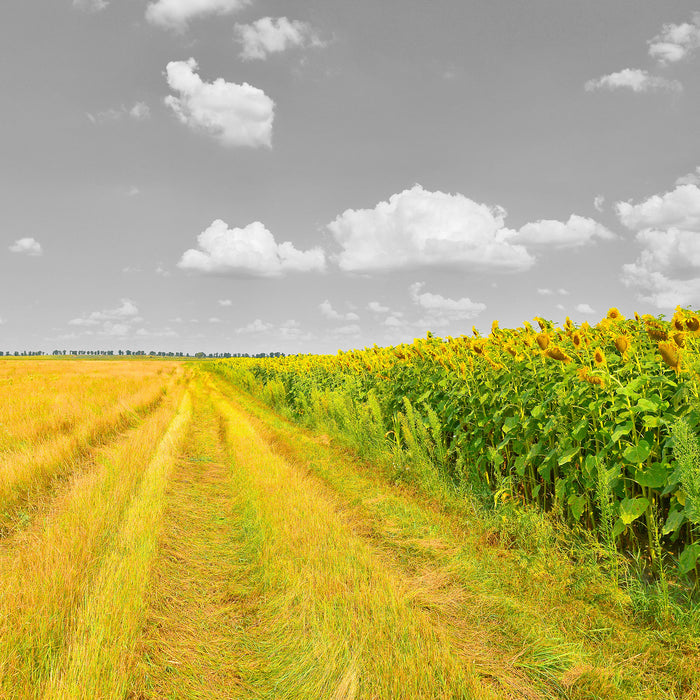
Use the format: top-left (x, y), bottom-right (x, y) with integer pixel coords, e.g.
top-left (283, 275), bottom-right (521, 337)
top-left (0, 363), bottom-right (698, 699)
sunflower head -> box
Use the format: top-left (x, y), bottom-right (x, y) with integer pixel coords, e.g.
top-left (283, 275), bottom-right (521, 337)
top-left (535, 317), bottom-right (547, 332)
top-left (472, 325), bottom-right (480, 337)
top-left (686, 316), bottom-right (700, 333)
top-left (572, 332), bottom-right (582, 349)
top-left (634, 311), bottom-right (641, 321)
top-left (544, 346), bottom-right (571, 362)
top-left (673, 315), bottom-right (685, 332)
top-left (614, 335), bottom-right (629, 355)
top-left (658, 341), bottom-right (681, 372)
top-left (536, 333), bottom-right (550, 350)
top-left (647, 327), bottom-right (669, 342)
top-left (607, 307), bottom-right (623, 321)
top-left (594, 348), bottom-right (606, 366)
top-left (491, 319), bottom-right (500, 335)
top-left (673, 332), bottom-right (686, 348)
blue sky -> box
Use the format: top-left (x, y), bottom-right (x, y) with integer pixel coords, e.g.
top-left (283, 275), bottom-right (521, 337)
top-left (1, 0), bottom-right (700, 353)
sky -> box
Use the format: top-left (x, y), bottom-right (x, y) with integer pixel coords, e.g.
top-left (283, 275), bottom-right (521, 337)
top-left (1, 0), bottom-right (700, 354)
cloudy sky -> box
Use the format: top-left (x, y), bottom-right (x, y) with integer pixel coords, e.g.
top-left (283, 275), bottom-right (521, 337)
top-left (2, 1), bottom-right (700, 353)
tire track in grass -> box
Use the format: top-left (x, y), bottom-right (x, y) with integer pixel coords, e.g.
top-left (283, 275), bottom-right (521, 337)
top-left (206, 387), bottom-right (519, 700)
top-left (42, 388), bottom-right (192, 700)
top-left (128, 383), bottom-right (258, 699)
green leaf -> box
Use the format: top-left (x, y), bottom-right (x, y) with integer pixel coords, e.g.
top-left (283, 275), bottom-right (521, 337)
top-left (531, 405), bottom-right (545, 420)
top-left (503, 416), bottom-right (520, 434)
top-left (610, 422), bottom-right (633, 443)
top-left (619, 497), bottom-right (650, 525)
top-left (623, 440), bottom-right (652, 464)
top-left (568, 494), bottom-right (586, 521)
top-left (632, 462), bottom-right (668, 489)
top-left (612, 518), bottom-right (626, 538)
top-left (558, 445), bottom-right (580, 466)
top-left (514, 454), bottom-right (527, 477)
top-left (679, 544), bottom-right (700, 574)
top-left (636, 397), bottom-right (660, 413)
top-left (662, 508), bottom-right (685, 536)
top-left (572, 419), bottom-right (589, 443)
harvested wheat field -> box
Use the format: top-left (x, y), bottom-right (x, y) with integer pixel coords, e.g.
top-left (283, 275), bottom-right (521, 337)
top-left (0, 356), bottom-right (698, 699)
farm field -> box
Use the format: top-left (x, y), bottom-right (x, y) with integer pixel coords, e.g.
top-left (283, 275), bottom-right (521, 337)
top-left (0, 352), bottom-right (699, 699)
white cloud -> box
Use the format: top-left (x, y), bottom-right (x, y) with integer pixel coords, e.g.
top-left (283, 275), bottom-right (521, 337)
top-left (328, 185), bottom-right (534, 272)
top-left (319, 300), bottom-right (359, 321)
top-left (537, 288), bottom-right (553, 296)
top-left (594, 195), bottom-right (605, 213)
top-left (73, 0), bottom-right (108, 11)
top-left (235, 17), bottom-right (325, 61)
top-left (69, 299), bottom-right (140, 327)
top-left (616, 184), bottom-right (700, 231)
top-left (648, 13), bottom-right (700, 65)
top-left (328, 186), bottom-right (611, 273)
top-left (410, 282), bottom-right (486, 325)
top-left (575, 303), bottom-right (595, 314)
top-left (333, 324), bottom-right (361, 336)
top-left (88, 102), bottom-right (151, 124)
top-left (9, 237), bottom-right (42, 256)
top-left (164, 58), bottom-right (274, 148)
top-left (129, 102), bottom-right (151, 120)
top-left (146, 0), bottom-right (249, 32)
top-left (676, 167), bottom-right (700, 187)
top-left (618, 184), bottom-right (700, 307)
top-left (367, 301), bottom-right (390, 313)
top-left (585, 69), bottom-right (682, 93)
top-left (218, 299), bottom-right (233, 307)
top-left (127, 186), bottom-right (141, 197)
top-left (512, 214), bottom-right (615, 248)
top-left (178, 219), bottom-right (326, 277)
top-left (236, 319), bottom-right (273, 334)
top-left (208, 317), bottom-right (222, 323)
top-left (68, 299), bottom-right (142, 337)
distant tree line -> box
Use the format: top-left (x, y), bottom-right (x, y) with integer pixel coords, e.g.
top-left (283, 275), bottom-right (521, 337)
top-left (0, 350), bottom-right (287, 359)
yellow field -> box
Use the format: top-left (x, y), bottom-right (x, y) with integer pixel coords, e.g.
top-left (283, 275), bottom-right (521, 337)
top-left (0, 358), bottom-right (698, 699)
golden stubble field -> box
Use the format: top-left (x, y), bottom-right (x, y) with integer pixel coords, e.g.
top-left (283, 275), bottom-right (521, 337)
top-left (0, 357), bottom-right (698, 700)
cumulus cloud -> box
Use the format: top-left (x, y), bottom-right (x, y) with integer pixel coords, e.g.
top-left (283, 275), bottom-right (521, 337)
top-left (218, 299), bottom-right (233, 307)
top-left (575, 303), bottom-right (595, 314)
top-left (617, 184), bottom-right (700, 231)
top-left (648, 13), bottom-right (700, 65)
top-left (68, 299), bottom-right (142, 336)
top-left (594, 195), bottom-right (605, 213)
top-left (178, 219), bottom-right (326, 277)
top-left (164, 58), bottom-right (274, 148)
top-left (9, 237), bottom-right (42, 256)
top-left (236, 319), bottom-right (272, 334)
top-left (512, 214), bottom-right (615, 248)
top-left (328, 186), bottom-right (612, 272)
top-left (585, 69), bottom-right (682, 93)
top-left (537, 287), bottom-right (570, 296)
top-left (235, 17), bottom-right (325, 61)
top-left (319, 300), bottom-right (359, 322)
top-left (410, 282), bottom-right (486, 325)
top-left (618, 183), bottom-right (700, 306)
top-left (329, 185), bottom-right (534, 272)
top-left (146, 0), bottom-right (249, 32)
top-left (676, 167), bottom-right (700, 187)
top-left (73, 0), bottom-right (108, 11)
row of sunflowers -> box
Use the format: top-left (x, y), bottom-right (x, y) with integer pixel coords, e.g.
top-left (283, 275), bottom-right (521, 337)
top-left (211, 307), bottom-right (700, 576)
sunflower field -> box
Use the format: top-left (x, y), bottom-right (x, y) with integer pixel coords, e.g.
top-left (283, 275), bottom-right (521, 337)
top-left (210, 308), bottom-right (700, 577)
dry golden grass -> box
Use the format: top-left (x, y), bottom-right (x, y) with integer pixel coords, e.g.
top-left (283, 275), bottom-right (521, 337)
top-left (0, 376), bottom-right (188, 698)
top-left (0, 360), bottom-right (182, 535)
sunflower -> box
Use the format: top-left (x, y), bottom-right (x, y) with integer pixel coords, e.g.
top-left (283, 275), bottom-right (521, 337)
top-left (491, 319), bottom-right (500, 335)
top-left (572, 332), bottom-right (583, 349)
top-left (686, 316), bottom-right (700, 333)
top-left (544, 346), bottom-right (571, 362)
top-left (594, 348), bottom-right (606, 367)
top-left (673, 315), bottom-right (685, 332)
top-left (536, 333), bottom-right (550, 350)
top-left (658, 341), bottom-right (681, 372)
top-left (607, 307), bottom-right (623, 320)
top-left (614, 335), bottom-right (629, 355)
top-left (673, 332), bottom-right (686, 348)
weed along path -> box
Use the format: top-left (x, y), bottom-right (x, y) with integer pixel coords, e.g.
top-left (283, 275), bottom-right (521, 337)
top-left (1, 366), bottom-right (697, 698)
